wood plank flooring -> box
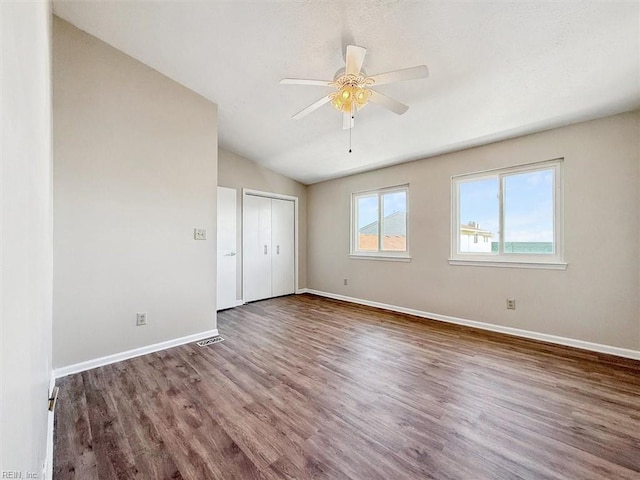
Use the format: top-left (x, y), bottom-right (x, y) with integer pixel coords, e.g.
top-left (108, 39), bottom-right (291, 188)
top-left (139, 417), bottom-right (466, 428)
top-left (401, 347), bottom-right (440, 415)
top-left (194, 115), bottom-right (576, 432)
top-left (53, 294), bottom-right (640, 479)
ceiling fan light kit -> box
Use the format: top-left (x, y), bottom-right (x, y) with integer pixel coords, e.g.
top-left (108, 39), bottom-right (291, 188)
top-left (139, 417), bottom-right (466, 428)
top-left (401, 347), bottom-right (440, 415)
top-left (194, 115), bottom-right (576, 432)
top-left (280, 45), bottom-right (428, 131)
top-left (329, 75), bottom-right (372, 114)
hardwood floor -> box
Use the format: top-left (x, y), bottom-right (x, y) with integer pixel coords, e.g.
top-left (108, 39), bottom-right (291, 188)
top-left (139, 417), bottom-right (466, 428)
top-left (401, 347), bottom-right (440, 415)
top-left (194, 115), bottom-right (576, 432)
top-left (54, 294), bottom-right (640, 479)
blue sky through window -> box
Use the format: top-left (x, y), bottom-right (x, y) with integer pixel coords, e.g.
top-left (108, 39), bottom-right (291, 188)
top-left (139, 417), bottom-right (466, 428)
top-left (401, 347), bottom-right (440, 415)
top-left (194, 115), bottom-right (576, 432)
top-left (357, 195), bottom-right (378, 229)
top-left (459, 169), bottom-right (554, 243)
top-left (504, 170), bottom-right (554, 242)
top-left (459, 177), bottom-right (499, 239)
top-left (357, 191), bottom-right (406, 229)
top-left (383, 191), bottom-right (406, 218)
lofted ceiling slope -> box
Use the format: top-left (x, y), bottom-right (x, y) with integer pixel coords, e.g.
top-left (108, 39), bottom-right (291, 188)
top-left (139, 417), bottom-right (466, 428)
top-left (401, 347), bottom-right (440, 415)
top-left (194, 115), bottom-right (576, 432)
top-left (53, 1), bottom-right (640, 184)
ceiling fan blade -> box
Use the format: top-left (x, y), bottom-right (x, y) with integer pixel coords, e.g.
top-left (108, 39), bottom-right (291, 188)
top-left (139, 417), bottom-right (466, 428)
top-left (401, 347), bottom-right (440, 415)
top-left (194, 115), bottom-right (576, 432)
top-left (280, 78), bottom-right (333, 87)
top-left (345, 45), bottom-right (367, 76)
top-left (343, 112), bottom-right (354, 130)
top-left (368, 90), bottom-right (409, 115)
top-left (367, 65), bottom-right (429, 86)
top-left (292, 95), bottom-right (331, 120)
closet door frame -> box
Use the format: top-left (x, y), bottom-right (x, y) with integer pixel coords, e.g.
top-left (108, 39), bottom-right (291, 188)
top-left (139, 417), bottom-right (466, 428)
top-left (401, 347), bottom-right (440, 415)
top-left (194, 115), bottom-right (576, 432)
top-left (242, 188), bottom-right (299, 304)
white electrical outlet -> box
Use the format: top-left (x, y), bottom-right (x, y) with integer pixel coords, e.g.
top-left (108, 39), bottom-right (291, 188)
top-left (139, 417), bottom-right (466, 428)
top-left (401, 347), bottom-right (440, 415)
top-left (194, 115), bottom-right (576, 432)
top-left (136, 312), bottom-right (147, 326)
top-left (194, 228), bottom-right (207, 240)
top-left (506, 299), bottom-right (516, 310)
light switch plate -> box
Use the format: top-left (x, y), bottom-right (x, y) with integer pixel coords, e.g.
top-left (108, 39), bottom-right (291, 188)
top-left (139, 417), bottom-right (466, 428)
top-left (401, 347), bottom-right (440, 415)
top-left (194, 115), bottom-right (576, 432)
top-left (194, 228), bottom-right (207, 240)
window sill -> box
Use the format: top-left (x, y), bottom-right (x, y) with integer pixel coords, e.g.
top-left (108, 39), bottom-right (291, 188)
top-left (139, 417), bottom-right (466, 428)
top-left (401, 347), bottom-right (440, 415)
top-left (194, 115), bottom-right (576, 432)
top-left (350, 254), bottom-right (412, 263)
top-left (448, 258), bottom-right (567, 270)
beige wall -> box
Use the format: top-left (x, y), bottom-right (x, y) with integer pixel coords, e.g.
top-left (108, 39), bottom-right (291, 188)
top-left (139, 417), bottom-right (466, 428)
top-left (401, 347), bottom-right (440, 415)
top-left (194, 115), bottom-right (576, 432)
top-left (53, 18), bottom-right (218, 368)
top-left (1, 1), bottom-right (53, 475)
top-left (308, 111), bottom-right (640, 351)
top-left (218, 148), bottom-right (307, 299)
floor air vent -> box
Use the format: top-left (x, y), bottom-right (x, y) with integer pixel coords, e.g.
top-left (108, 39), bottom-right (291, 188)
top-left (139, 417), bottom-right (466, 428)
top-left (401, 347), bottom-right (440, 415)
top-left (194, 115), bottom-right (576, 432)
top-left (196, 336), bottom-right (224, 347)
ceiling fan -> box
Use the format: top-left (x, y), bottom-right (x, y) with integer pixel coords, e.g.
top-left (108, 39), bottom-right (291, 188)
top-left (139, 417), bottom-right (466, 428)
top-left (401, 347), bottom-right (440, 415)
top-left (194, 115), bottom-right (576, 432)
top-left (280, 45), bottom-right (428, 130)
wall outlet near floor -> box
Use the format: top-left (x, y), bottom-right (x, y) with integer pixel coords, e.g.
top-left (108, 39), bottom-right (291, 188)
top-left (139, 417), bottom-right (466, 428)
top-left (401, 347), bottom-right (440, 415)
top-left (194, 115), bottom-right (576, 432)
top-left (343, 278), bottom-right (348, 286)
top-left (136, 312), bottom-right (147, 326)
top-left (506, 299), bottom-right (516, 310)
top-left (194, 228), bottom-right (207, 240)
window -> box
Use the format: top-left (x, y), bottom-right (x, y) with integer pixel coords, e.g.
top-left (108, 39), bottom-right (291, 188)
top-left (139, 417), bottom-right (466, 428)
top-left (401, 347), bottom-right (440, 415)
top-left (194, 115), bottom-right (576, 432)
top-left (450, 159), bottom-right (566, 269)
top-left (351, 185), bottom-right (410, 260)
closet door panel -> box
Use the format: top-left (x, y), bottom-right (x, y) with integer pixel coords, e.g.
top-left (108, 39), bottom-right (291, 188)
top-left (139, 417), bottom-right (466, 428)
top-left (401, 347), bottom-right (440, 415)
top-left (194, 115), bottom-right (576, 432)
top-left (271, 198), bottom-right (295, 297)
top-left (244, 195), bottom-right (272, 302)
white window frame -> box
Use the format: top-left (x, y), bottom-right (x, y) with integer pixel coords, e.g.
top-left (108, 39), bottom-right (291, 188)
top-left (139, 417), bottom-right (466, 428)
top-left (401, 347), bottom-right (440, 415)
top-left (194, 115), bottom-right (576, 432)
top-left (350, 184), bottom-right (411, 262)
top-left (449, 159), bottom-right (566, 270)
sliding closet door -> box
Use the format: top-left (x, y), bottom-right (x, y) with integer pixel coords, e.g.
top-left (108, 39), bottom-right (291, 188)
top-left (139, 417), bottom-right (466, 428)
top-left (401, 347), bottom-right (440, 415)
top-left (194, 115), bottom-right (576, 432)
top-left (271, 198), bottom-right (295, 297)
top-left (244, 194), bottom-right (272, 302)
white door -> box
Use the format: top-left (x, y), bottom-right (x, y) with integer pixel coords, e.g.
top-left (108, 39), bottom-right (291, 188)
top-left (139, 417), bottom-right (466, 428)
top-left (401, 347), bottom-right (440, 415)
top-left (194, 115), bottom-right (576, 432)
top-left (244, 194), bottom-right (272, 302)
top-left (217, 187), bottom-right (237, 310)
top-left (271, 198), bottom-right (295, 297)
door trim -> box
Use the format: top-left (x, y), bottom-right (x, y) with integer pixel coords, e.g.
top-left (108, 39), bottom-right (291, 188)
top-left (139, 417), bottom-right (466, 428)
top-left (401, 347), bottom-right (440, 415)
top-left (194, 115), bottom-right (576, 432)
top-left (242, 188), bottom-right (299, 305)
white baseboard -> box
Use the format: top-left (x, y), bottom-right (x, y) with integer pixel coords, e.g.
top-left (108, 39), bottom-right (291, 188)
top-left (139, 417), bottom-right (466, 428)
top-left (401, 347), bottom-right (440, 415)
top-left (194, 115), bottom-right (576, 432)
top-left (217, 300), bottom-right (244, 309)
top-left (44, 371), bottom-right (55, 480)
top-left (306, 289), bottom-right (640, 361)
top-left (54, 328), bottom-right (219, 378)
top-left (296, 288), bottom-right (309, 294)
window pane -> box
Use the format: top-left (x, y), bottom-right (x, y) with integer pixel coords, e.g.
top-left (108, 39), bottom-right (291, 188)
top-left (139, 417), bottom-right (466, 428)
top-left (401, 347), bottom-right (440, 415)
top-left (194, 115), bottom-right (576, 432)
top-left (357, 194), bottom-right (378, 251)
top-left (503, 169), bottom-right (554, 254)
top-left (381, 191), bottom-right (407, 251)
top-left (459, 177), bottom-right (499, 253)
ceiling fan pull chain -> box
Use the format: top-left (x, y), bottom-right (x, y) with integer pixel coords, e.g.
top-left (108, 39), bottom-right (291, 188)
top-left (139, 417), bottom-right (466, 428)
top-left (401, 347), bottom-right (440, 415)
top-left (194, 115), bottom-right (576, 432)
top-left (349, 106), bottom-right (353, 153)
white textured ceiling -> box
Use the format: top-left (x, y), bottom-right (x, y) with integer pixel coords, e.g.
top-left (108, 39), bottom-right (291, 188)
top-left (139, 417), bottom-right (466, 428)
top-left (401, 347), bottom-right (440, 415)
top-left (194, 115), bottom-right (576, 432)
top-left (53, 1), bottom-right (640, 184)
